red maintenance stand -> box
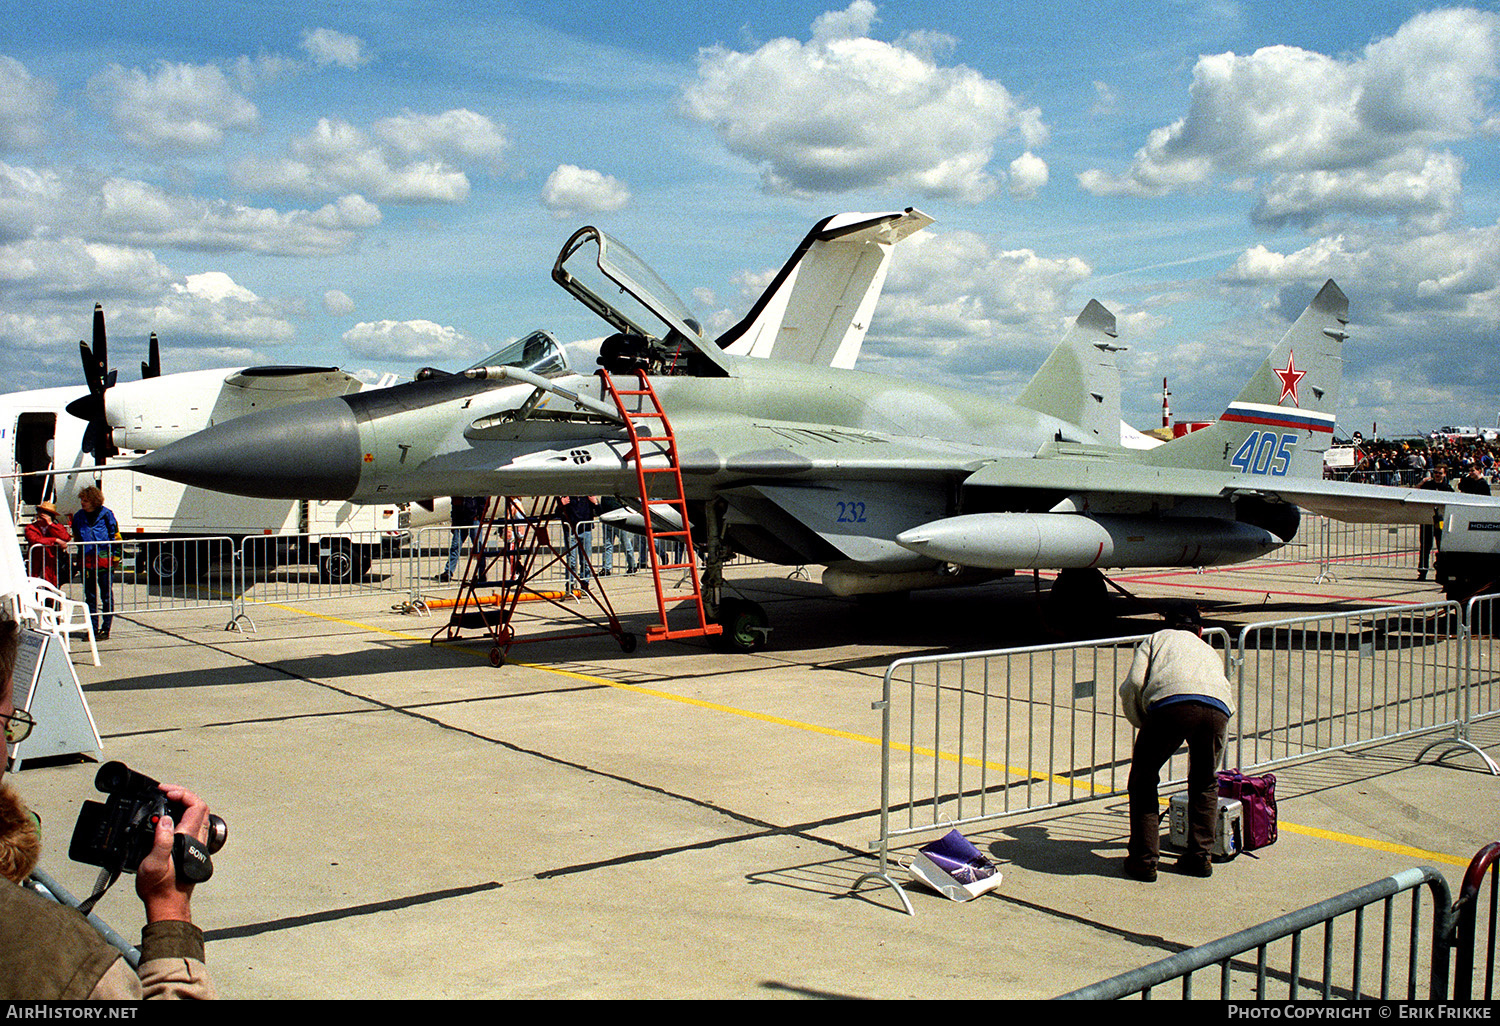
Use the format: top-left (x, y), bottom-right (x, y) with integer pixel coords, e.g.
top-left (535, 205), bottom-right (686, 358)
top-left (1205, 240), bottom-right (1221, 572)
top-left (430, 495), bottom-right (634, 666)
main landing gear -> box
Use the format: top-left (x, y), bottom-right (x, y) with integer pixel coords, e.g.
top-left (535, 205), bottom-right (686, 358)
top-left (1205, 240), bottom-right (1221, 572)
top-left (700, 499), bottom-right (769, 653)
top-left (1048, 567), bottom-right (1110, 623)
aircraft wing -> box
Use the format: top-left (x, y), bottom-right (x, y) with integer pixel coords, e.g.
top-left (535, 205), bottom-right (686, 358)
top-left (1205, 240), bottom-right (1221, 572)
top-left (960, 450), bottom-right (1500, 522)
top-left (1241, 479), bottom-right (1500, 525)
top-left (108, 366), bottom-right (368, 451)
top-left (222, 366), bottom-right (366, 397)
top-left (959, 453), bottom-right (1500, 523)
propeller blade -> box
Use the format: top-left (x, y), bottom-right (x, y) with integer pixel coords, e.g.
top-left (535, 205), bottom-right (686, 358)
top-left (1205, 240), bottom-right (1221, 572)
top-left (91, 302), bottom-right (106, 384)
top-left (142, 332), bottom-right (160, 378)
top-left (78, 339), bottom-right (103, 397)
top-left (75, 303), bottom-right (118, 463)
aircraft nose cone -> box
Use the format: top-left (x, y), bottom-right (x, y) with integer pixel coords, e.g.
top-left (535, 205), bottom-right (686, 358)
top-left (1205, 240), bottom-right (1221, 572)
top-left (132, 398), bottom-right (362, 500)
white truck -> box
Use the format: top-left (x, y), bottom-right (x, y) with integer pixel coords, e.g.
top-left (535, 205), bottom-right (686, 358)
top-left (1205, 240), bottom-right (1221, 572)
top-left (1435, 506), bottom-right (1500, 604)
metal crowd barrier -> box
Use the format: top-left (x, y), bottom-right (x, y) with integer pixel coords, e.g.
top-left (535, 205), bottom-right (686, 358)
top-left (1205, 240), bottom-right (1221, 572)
top-left (26, 516), bottom-right (764, 636)
top-left (1235, 513), bottom-right (1422, 581)
top-left (26, 867), bottom-right (141, 969)
top-left (859, 600), bottom-right (1499, 914)
top-left (1057, 866), bottom-right (1454, 1000)
top-left (1464, 593), bottom-right (1500, 727)
top-left (227, 530), bottom-right (411, 629)
top-left (1312, 516), bottom-right (1422, 580)
top-left (854, 630), bottom-right (1232, 914)
top-left (1454, 842), bottom-right (1500, 1001)
top-left (1234, 601), bottom-right (1465, 771)
top-left (1063, 839), bottom-right (1500, 1001)
top-left (31, 537), bottom-right (241, 617)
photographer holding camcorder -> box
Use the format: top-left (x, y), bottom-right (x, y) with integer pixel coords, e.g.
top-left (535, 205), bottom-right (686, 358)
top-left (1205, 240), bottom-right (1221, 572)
top-left (0, 608), bottom-right (220, 1000)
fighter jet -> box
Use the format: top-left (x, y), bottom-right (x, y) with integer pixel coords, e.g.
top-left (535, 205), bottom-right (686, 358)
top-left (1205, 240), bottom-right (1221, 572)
top-left (129, 209), bottom-right (1500, 642)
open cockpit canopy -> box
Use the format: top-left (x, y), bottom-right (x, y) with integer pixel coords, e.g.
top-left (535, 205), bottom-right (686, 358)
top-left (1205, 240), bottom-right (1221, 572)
top-left (552, 227), bottom-right (728, 376)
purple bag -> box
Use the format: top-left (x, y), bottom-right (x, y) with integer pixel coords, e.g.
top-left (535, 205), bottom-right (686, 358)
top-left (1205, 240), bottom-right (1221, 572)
top-left (917, 830), bottom-right (997, 886)
top-left (1218, 770), bottom-right (1277, 851)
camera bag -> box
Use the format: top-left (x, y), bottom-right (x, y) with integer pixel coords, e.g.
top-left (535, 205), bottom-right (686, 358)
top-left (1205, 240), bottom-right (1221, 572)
top-left (1216, 769), bottom-right (1277, 851)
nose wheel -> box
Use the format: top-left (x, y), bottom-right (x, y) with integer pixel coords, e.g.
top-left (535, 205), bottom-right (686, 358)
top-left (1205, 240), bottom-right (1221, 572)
top-left (716, 598), bottom-right (769, 652)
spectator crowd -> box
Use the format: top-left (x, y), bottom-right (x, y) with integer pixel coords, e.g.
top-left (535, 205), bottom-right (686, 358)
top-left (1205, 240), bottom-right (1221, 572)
top-left (1329, 434), bottom-right (1500, 489)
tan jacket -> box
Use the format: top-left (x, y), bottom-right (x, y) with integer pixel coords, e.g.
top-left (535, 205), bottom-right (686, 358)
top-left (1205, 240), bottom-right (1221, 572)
top-left (1119, 628), bottom-right (1236, 729)
top-left (0, 881), bottom-right (216, 999)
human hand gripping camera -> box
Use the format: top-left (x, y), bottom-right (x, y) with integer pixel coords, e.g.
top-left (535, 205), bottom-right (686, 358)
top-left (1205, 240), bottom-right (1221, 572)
top-left (0, 610), bottom-right (223, 999)
top-left (70, 760), bottom-right (228, 922)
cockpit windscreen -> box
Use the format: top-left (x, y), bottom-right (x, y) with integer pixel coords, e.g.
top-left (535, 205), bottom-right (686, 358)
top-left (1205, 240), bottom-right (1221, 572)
top-left (466, 330), bottom-right (570, 379)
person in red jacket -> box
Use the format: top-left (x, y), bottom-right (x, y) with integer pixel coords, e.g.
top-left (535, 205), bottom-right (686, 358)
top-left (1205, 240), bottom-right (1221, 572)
top-left (23, 501), bottom-right (70, 586)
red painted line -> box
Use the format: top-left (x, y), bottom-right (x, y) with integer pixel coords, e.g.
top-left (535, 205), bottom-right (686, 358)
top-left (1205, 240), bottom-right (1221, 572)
top-left (1106, 571), bottom-right (1424, 605)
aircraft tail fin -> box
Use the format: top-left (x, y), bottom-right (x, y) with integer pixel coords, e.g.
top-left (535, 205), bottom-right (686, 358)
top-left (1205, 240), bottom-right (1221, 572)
top-left (1144, 280), bottom-right (1347, 479)
top-left (717, 208), bottom-right (933, 369)
top-left (1015, 300), bottom-right (1123, 445)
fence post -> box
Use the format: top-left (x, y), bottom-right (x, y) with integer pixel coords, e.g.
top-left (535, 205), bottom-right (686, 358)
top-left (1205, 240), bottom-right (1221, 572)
top-left (851, 664), bottom-right (914, 915)
top-left (1451, 841), bottom-right (1500, 1000)
top-left (226, 536), bottom-right (256, 633)
top-left (1315, 515), bottom-right (1335, 584)
top-left (1416, 598), bottom-right (1499, 774)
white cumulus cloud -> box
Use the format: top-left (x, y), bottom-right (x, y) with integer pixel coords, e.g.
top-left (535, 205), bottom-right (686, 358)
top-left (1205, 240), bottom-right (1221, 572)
top-left (681, 2), bottom-right (1046, 203)
top-left (0, 57), bottom-right (55, 151)
top-left (375, 109), bottom-right (508, 170)
top-left (301, 28), bottom-right (370, 70)
top-left (322, 290), bottom-right (355, 316)
top-left (89, 61), bottom-right (259, 149)
top-left (1078, 9), bottom-right (1500, 228)
top-left (856, 228), bottom-right (1093, 386)
top-left (541, 165), bottom-right (631, 216)
top-left (1008, 151), bottom-right (1049, 199)
top-left (343, 319), bottom-right (476, 361)
top-left (234, 112), bottom-right (503, 204)
top-left (0, 161), bottom-right (380, 256)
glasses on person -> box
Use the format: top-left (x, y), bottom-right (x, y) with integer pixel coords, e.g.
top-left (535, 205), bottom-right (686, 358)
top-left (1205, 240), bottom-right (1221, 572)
top-left (3, 708), bottom-right (35, 745)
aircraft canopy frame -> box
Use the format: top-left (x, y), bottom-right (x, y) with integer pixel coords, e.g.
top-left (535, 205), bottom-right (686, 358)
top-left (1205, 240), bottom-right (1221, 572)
top-left (465, 329), bottom-right (571, 380)
top-left (552, 227), bottom-right (728, 375)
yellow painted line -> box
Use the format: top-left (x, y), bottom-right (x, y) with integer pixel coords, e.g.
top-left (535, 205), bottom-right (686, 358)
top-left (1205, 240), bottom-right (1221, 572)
top-left (1278, 821), bottom-right (1469, 867)
top-left (267, 602), bottom-right (1474, 866)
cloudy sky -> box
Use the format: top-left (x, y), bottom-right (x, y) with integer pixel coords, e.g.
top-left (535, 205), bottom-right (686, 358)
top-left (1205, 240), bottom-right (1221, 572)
top-left (1, 0), bottom-right (1497, 435)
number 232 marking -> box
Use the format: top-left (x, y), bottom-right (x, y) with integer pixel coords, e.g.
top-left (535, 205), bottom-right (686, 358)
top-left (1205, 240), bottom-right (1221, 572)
top-left (836, 501), bottom-right (868, 523)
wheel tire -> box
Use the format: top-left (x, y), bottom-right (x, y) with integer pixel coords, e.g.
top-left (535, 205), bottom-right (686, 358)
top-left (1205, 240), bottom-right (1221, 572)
top-left (619, 632), bottom-right (638, 654)
top-left (145, 543), bottom-right (205, 585)
top-left (145, 544), bottom-right (180, 585)
top-left (1050, 568), bottom-right (1108, 622)
top-left (318, 541), bottom-right (369, 584)
top-left (718, 598), bottom-right (768, 653)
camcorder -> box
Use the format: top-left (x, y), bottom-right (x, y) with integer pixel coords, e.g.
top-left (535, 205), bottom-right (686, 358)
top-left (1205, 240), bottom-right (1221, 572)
top-left (69, 761), bottom-right (227, 884)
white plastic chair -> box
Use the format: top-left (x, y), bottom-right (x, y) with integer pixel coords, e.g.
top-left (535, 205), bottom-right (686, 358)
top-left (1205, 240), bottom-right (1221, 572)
top-left (18, 577), bottom-right (99, 666)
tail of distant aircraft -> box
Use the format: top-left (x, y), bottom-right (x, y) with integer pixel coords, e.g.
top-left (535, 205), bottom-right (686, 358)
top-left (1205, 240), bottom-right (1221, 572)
top-left (1015, 300), bottom-right (1123, 446)
top-left (716, 208), bottom-right (933, 369)
top-left (1144, 280), bottom-right (1347, 479)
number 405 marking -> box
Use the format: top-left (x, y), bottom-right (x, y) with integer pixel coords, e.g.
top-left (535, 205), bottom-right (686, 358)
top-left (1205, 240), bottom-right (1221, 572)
top-left (1231, 431), bottom-right (1298, 476)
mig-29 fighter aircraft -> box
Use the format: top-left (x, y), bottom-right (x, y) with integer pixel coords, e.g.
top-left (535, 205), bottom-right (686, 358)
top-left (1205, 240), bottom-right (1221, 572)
top-left (129, 209), bottom-right (1500, 646)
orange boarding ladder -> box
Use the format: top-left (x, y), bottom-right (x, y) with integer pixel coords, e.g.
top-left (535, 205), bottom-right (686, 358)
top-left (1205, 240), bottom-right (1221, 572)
top-left (598, 369), bottom-right (722, 643)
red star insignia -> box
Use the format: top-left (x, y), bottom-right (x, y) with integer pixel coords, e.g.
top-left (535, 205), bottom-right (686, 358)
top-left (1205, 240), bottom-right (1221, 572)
top-left (1275, 351), bottom-right (1306, 406)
